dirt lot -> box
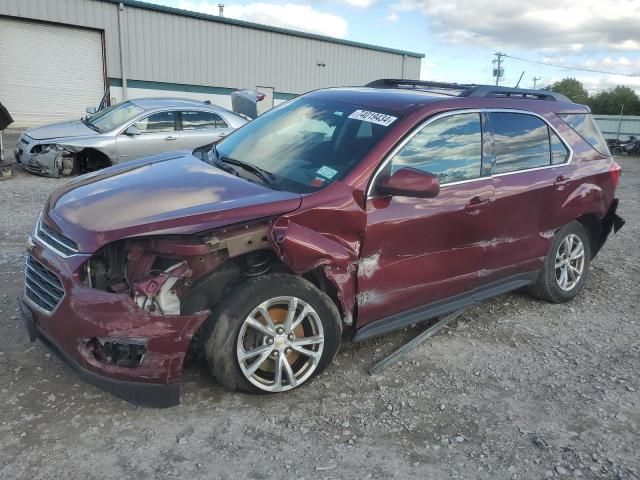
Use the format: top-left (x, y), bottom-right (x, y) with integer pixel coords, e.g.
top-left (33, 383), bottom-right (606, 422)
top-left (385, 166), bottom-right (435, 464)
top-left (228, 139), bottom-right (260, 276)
top-left (0, 151), bottom-right (638, 479)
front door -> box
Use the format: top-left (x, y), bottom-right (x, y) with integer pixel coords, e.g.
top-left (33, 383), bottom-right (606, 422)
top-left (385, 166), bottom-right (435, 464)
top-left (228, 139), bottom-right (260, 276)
top-left (357, 112), bottom-right (495, 327)
top-left (116, 110), bottom-right (180, 161)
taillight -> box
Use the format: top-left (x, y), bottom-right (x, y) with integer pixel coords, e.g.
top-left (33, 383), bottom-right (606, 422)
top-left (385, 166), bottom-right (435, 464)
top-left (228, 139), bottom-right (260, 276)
top-left (610, 160), bottom-right (621, 188)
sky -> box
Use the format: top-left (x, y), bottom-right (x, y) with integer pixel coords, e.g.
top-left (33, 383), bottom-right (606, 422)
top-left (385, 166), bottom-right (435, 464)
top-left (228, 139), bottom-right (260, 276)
top-left (148, 0), bottom-right (640, 94)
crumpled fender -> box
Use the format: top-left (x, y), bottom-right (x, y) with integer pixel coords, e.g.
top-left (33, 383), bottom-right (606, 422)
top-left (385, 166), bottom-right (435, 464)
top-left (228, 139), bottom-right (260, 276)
top-left (267, 182), bottom-right (366, 326)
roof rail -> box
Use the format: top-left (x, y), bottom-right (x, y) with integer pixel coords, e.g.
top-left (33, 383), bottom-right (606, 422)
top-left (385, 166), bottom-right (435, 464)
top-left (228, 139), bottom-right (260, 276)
top-left (365, 79), bottom-right (572, 102)
top-left (365, 78), bottom-right (471, 91)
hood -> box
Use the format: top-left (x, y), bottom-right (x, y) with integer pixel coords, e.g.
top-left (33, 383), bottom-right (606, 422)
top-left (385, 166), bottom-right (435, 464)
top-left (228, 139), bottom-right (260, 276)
top-left (46, 152), bottom-right (302, 252)
top-left (26, 120), bottom-right (98, 141)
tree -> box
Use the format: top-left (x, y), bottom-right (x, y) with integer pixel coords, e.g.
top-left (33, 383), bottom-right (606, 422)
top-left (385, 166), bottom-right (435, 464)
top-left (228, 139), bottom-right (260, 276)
top-left (588, 86), bottom-right (640, 116)
top-left (546, 78), bottom-right (589, 104)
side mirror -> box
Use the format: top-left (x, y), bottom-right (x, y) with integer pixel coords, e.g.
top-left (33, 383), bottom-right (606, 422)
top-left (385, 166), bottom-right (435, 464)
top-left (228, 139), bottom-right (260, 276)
top-left (376, 167), bottom-right (440, 198)
top-left (125, 125), bottom-right (141, 136)
top-left (86, 106), bottom-right (97, 115)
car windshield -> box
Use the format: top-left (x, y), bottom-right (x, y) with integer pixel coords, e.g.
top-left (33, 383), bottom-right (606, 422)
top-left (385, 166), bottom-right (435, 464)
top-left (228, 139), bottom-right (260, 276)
top-left (86, 101), bottom-right (145, 133)
top-left (212, 96), bottom-right (399, 193)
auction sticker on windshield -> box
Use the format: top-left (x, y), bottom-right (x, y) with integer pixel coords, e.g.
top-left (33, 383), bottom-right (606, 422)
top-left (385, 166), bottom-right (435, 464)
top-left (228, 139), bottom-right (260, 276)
top-left (348, 110), bottom-right (397, 127)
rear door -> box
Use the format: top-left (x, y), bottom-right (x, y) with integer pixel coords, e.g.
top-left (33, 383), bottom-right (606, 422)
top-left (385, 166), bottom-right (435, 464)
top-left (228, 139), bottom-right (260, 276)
top-left (116, 110), bottom-right (180, 161)
top-left (357, 112), bottom-right (496, 326)
top-left (178, 110), bottom-right (234, 149)
top-left (481, 111), bottom-right (574, 282)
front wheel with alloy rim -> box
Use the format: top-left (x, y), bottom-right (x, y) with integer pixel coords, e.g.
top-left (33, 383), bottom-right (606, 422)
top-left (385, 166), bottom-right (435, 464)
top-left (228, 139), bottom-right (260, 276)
top-left (204, 274), bottom-right (342, 393)
top-left (530, 221), bottom-right (591, 303)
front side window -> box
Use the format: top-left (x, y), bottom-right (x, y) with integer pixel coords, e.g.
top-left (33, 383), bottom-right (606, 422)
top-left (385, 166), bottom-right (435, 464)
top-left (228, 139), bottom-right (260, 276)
top-left (87, 101), bottom-right (145, 132)
top-left (134, 111), bottom-right (176, 133)
top-left (491, 113), bottom-right (550, 174)
top-left (182, 111), bottom-right (228, 130)
top-left (213, 97), bottom-right (399, 193)
top-left (559, 113), bottom-right (610, 156)
top-left (390, 113), bottom-right (483, 184)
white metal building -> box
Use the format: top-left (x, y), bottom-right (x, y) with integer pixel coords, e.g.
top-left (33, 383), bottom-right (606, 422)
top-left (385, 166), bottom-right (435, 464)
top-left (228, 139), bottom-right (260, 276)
top-left (0, 0), bottom-right (424, 127)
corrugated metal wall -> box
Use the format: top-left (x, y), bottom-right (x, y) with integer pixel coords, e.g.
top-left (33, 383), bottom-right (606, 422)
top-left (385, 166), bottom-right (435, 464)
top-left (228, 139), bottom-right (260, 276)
top-left (0, 0), bottom-right (422, 95)
top-left (593, 115), bottom-right (640, 139)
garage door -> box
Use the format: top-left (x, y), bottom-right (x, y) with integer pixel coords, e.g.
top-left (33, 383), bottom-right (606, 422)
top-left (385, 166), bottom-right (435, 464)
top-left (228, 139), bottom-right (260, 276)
top-left (0, 17), bottom-right (105, 128)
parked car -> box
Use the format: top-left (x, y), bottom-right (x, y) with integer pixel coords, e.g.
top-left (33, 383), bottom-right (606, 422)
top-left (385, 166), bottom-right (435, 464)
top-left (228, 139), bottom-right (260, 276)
top-left (20, 79), bottom-right (624, 407)
top-left (14, 97), bottom-right (247, 177)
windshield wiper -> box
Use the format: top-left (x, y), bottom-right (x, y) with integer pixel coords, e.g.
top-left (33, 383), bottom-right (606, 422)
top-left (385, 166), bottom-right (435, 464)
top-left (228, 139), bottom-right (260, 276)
top-left (220, 157), bottom-right (278, 188)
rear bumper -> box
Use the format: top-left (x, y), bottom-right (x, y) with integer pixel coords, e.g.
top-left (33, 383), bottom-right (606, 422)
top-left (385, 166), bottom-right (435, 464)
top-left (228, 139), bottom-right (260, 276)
top-left (596, 198), bottom-right (625, 255)
top-left (19, 297), bottom-right (180, 408)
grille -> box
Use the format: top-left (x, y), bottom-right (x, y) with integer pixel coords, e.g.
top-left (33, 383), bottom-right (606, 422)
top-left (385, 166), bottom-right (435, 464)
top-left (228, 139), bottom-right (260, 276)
top-left (37, 219), bottom-right (79, 256)
top-left (24, 255), bottom-right (65, 313)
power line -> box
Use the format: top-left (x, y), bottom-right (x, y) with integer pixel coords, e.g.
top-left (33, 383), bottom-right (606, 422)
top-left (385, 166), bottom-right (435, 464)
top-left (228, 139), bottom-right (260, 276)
top-left (503, 54), bottom-right (639, 78)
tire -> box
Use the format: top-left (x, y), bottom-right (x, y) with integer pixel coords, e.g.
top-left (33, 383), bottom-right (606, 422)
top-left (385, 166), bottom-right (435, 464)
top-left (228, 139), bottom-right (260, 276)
top-left (203, 273), bottom-right (342, 393)
top-left (530, 221), bottom-right (591, 303)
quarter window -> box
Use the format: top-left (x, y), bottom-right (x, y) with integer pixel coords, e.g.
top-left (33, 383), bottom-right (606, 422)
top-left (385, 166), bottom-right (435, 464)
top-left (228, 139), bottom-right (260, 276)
top-left (491, 112), bottom-right (551, 174)
top-left (390, 113), bottom-right (483, 184)
top-left (182, 111), bottom-right (228, 130)
top-left (135, 111), bottom-right (176, 133)
top-left (559, 113), bottom-right (610, 156)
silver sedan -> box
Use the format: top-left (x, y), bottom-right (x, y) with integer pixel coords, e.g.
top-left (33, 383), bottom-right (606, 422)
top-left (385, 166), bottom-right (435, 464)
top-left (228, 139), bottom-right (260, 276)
top-left (15, 97), bottom-right (247, 177)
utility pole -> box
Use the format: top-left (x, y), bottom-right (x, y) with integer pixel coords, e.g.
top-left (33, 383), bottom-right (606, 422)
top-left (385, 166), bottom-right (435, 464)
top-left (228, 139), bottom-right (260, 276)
top-left (492, 52), bottom-right (505, 86)
top-left (532, 76), bottom-right (542, 89)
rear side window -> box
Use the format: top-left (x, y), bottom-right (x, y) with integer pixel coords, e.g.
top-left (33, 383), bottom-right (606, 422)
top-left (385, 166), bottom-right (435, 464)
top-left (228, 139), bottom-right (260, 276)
top-left (559, 113), bottom-right (610, 155)
top-left (550, 128), bottom-right (570, 165)
top-left (390, 113), bottom-right (482, 184)
top-left (491, 113), bottom-right (550, 174)
top-left (182, 111), bottom-right (228, 130)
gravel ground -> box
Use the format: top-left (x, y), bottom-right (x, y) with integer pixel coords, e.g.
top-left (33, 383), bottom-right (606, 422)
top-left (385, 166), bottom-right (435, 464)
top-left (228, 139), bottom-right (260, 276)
top-left (0, 155), bottom-right (638, 480)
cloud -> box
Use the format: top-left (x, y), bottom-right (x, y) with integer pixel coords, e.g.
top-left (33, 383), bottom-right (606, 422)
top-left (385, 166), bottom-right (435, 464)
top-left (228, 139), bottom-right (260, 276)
top-left (387, 12), bottom-right (399, 22)
top-left (177, 1), bottom-right (349, 38)
top-left (336, 0), bottom-right (376, 7)
top-left (391, 0), bottom-right (640, 53)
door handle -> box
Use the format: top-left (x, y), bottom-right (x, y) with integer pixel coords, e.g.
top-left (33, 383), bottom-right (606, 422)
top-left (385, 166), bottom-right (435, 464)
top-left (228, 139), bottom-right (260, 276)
top-left (218, 132), bottom-right (228, 138)
top-left (553, 175), bottom-right (571, 188)
top-left (165, 135), bottom-right (177, 141)
top-left (465, 196), bottom-right (491, 211)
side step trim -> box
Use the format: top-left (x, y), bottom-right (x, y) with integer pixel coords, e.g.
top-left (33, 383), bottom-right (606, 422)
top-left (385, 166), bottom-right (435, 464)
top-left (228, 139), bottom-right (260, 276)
top-left (353, 271), bottom-right (539, 342)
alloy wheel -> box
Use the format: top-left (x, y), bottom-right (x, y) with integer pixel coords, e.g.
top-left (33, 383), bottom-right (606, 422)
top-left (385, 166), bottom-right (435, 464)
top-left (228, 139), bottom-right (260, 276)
top-left (236, 296), bottom-right (325, 392)
top-left (555, 233), bottom-right (585, 291)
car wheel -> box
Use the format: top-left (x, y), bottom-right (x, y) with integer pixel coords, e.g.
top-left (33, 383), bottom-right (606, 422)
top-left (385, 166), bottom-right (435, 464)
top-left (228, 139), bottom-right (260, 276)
top-left (204, 274), bottom-right (342, 393)
top-left (530, 221), bottom-right (591, 303)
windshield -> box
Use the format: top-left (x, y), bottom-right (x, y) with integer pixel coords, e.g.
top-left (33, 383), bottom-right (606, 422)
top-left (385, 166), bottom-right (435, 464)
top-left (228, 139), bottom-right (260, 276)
top-left (212, 96), bottom-right (399, 193)
top-left (86, 101), bottom-right (145, 133)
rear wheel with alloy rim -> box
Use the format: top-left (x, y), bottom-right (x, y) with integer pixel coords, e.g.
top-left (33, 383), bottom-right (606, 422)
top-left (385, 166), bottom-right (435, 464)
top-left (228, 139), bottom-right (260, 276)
top-left (205, 274), bottom-right (341, 393)
top-left (530, 221), bottom-right (591, 303)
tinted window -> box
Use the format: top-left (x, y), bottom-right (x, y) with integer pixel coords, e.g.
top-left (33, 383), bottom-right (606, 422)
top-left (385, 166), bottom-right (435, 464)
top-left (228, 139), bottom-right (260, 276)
top-left (550, 128), bottom-right (570, 164)
top-left (390, 113), bottom-right (482, 184)
top-left (182, 111), bottom-right (228, 130)
top-left (135, 111), bottom-right (176, 133)
top-left (559, 113), bottom-right (610, 155)
top-left (491, 113), bottom-right (550, 174)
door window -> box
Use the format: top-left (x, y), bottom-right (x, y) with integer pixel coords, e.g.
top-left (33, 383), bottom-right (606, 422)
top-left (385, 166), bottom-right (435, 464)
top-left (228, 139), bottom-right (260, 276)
top-left (550, 128), bottom-right (570, 164)
top-left (182, 111), bottom-right (228, 130)
top-left (134, 111), bottom-right (176, 133)
top-left (491, 113), bottom-right (551, 173)
top-left (390, 113), bottom-right (483, 184)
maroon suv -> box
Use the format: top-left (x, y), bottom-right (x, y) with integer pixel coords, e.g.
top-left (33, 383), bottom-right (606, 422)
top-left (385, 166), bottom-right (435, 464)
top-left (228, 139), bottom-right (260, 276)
top-left (20, 79), bottom-right (624, 407)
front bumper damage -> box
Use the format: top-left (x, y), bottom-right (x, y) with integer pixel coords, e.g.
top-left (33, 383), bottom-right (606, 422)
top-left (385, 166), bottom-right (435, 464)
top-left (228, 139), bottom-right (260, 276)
top-left (19, 242), bottom-right (209, 408)
top-left (17, 146), bottom-right (73, 178)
